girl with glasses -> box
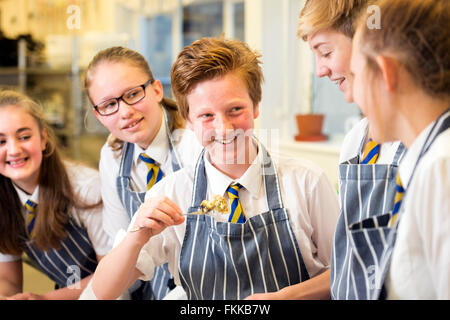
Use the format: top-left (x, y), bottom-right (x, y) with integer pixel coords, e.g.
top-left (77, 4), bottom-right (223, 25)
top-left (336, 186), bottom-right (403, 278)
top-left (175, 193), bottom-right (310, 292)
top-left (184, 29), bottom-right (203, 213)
top-left (0, 90), bottom-right (111, 299)
top-left (83, 47), bottom-right (202, 300)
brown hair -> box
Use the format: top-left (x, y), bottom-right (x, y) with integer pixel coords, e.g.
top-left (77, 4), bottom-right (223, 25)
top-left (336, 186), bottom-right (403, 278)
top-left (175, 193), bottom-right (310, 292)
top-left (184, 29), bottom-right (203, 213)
top-left (84, 46), bottom-right (184, 151)
top-left (355, 0), bottom-right (450, 100)
top-left (298, 0), bottom-right (373, 40)
top-left (171, 37), bottom-right (263, 120)
top-left (0, 90), bottom-right (101, 254)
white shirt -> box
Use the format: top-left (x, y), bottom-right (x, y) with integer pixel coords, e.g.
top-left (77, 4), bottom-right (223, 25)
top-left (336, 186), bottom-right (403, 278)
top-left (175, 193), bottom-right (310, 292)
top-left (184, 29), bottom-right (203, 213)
top-left (0, 162), bottom-right (112, 262)
top-left (340, 118), bottom-right (402, 164)
top-left (118, 147), bottom-right (340, 286)
top-left (99, 112), bottom-right (203, 239)
top-left (386, 122), bottom-right (450, 299)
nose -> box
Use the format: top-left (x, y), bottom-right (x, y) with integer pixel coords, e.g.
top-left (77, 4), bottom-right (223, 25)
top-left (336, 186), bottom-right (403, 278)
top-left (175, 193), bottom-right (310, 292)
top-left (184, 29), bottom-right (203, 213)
top-left (7, 139), bottom-right (21, 155)
top-left (214, 115), bottom-right (234, 138)
top-left (315, 59), bottom-right (330, 78)
top-left (118, 99), bottom-right (135, 118)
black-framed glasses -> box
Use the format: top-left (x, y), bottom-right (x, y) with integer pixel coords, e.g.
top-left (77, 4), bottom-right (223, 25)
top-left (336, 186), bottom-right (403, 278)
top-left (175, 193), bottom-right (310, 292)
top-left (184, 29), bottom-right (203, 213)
top-left (93, 79), bottom-right (154, 116)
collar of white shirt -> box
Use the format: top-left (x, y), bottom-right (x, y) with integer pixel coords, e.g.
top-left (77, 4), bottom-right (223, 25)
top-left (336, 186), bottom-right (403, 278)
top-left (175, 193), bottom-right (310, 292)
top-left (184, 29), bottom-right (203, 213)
top-left (13, 183), bottom-right (39, 206)
top-left (203, 146), bottom-right (264, 200)
top-left (398, 120), bottom-right (435, 188)
top-left (133, 111), bottom-right (169, 167)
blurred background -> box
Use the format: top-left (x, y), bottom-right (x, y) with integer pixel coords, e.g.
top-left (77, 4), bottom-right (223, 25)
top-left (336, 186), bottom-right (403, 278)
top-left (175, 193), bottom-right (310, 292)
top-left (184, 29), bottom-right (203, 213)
top-left (0, 0), bottom-right (363, 187)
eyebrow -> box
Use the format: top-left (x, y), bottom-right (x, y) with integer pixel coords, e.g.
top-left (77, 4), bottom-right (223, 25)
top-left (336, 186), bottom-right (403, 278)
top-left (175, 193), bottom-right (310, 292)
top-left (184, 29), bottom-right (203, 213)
top-left (312, 42), bottom-right (327, 50)
top-left (0, 127), bottom-right (32, 136)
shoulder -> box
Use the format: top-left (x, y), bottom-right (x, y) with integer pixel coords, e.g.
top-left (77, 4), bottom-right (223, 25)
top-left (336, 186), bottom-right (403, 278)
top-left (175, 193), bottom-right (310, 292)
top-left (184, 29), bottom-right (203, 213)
top-left (170, 128), bottom-right (203, 169)
top-left (417, 128), bottom-right (450, 178)
top-left (64, 161), bottom-right (101, 201)
top-left (270, 151), bottom-right (329, 189)
top-left (339, 117), bottom-right (367, 162)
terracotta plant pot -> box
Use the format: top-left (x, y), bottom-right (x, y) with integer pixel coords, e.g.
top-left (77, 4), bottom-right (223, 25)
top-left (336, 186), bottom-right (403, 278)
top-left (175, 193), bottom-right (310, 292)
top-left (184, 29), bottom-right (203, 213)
top-left (295, 113), bottom-right (327, 141)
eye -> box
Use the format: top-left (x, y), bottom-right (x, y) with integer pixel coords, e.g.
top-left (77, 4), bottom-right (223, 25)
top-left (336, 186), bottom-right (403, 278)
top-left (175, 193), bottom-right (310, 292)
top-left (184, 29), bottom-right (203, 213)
top-left (200, 113), bottom-right (213, 119)
top-left (0, 139), bottom-right (5, 146)
top-left (19, 135), bottom-right (31, 141)
top-left (321, 52), bottom-right (331, 58)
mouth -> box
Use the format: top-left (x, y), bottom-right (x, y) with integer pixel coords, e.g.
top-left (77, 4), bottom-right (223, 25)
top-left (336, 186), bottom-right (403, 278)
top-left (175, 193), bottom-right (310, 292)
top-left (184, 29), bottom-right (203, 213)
top-left (122, 117), bottom-right (143, 130)
top-left (332, 78), bottom-right (345, 87)
top-left (6, 157), bottom-right (28, 167)
top-left (213, 135), bottom-right (238, 145)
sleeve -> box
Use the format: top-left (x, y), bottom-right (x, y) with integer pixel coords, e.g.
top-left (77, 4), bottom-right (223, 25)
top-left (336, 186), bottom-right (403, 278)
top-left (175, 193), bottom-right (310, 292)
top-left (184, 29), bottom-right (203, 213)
top-left (70, 164), bottom-right (113, 256)
top-left (0, 253), bottom-right (21, 263)
top-left (415, 157), bottom-right (450, 299)
top-left (99, 144), bottom-right (132, 239)
top-left (308, 171), bottom-right (340, 267)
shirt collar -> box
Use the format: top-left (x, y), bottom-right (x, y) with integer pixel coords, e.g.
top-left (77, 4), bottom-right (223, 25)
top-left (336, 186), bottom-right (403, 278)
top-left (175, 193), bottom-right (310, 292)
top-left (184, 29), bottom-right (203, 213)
top-left (133, 110), bottom-right (169, 166)
top-left (13, 184), bottom-right (39, 206)
top-left (204, 143), bottom-right (264, 199)
top-left (398, 121), bottom-right (435, 188)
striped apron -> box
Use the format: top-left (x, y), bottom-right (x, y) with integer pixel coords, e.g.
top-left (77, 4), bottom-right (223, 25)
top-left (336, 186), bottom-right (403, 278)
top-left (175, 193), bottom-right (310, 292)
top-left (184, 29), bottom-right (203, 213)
top-left (330, 134), bottom-right (406, 300)
top-left (24, 218), bottom-right (98, 288)
top-left (179, 146), bottom-right (310, 300)
top-left (116, 114), bottom-right (181, 300)
top-left (373, 109), bottom-right (450, 300)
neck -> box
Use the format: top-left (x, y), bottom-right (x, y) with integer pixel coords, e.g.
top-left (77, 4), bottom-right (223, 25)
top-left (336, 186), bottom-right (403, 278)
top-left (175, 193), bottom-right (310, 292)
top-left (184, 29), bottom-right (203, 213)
top-left (394, 92), bottom-right (448, 148)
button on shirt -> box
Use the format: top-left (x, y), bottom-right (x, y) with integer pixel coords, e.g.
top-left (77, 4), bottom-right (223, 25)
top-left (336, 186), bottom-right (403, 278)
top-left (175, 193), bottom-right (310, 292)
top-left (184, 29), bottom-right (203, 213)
top-left (99, 112), bottom-right (202, 239)
top-left (386, 124), bottom-right (450, 299)
top-left (118, 148), bottom-right (340, 286)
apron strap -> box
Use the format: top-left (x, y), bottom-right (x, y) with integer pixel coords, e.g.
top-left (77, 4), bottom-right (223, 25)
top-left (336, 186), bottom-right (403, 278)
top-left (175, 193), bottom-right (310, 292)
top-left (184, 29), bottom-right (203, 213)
top-left (118, 142), bottom-right (134, 178)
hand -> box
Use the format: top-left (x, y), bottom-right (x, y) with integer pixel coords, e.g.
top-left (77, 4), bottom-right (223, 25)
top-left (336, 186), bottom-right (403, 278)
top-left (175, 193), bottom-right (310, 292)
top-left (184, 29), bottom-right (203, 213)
top-left (7, 292), bottom-right (44, 300)
top-left (130, 196), bottom-right (184, 244)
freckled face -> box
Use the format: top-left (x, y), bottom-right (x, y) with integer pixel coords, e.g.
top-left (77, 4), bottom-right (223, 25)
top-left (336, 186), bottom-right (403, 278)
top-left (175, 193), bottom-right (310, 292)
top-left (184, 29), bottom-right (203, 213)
top-left (88, 61), bottom-right (164, 149)
top-left (308, 29), bottom-right (354, 102)
top-left (0, 106), bottom-right (47, 193)
top-left (186, 72), bottom-right (259, 167)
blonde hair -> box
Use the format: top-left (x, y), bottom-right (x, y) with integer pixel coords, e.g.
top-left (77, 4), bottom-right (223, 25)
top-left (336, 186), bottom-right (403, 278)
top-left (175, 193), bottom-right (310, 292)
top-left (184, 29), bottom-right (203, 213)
top-left (355, 0), bottom-right (450, 100)
top-left (0, 90), bottom-right (101, 253)
top-left (297, 0), bottom-right (371, 40)
top-left (171, 37), bottom-right (263, 120)
top-left (84, 46), bottom-right (185, 151)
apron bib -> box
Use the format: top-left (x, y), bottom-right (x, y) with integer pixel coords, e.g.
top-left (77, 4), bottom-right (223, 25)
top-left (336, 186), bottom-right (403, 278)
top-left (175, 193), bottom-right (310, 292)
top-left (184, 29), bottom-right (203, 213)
top-left (179, 146), bottom-right (309, 300)
top-left (331, 134), bottom-right (406, 299)
top-left (373, 109), bottom-right (450, 300)
top-left (24, 218), bottom-right (97, 288)
top-left (116, 112), bottom-right (181, 300)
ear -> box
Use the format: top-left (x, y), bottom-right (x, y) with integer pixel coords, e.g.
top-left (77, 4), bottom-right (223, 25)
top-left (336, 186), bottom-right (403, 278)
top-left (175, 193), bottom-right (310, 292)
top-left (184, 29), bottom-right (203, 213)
top-left (375, 56), bottom-right (399, 92)
top-left (41, 128), bottom-right (48, 152)
top-left (253, 103), bottom-right (260, 119)
top-left (151, 79), bottom-right (164, 103)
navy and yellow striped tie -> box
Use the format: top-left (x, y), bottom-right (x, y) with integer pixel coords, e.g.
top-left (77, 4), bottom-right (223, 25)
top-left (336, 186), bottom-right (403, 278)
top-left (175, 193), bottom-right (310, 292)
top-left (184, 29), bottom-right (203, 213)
top-left (139, 153), bottom-right (164, 190)
top-left (25, 199), bottom-right (37, 237)
top-left (361, 139), bottom-right (380, 164)
top-left (389, 173), bottom-right (404, 227)
top-left (227, 183), bottom-right (246, 224)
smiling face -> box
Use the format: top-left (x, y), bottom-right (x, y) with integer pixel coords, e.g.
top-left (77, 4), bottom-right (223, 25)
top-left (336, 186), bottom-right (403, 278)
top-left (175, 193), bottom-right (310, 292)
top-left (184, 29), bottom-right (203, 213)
top-left (0, 105), bottom-right (47, 194)
top-left (186, 72), bottom-right (259, 172)
top-left (88, 61), bottom-right (164, 150)
top-left (308, 28), bottom-right (354, 102)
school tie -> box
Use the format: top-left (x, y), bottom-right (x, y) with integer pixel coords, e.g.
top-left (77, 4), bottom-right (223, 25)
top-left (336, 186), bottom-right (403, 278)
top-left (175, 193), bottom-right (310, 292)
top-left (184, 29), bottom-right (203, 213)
top-left (227, 183), bottom-right (246, 224)
top-left (361, 139), bottom-right (380, 164)
top-left (139, 153), bottom-right (165, 190)
top-left (389, 173), bottom-right (405, 227)
top-left (24, 199), bottom-right (37, 237)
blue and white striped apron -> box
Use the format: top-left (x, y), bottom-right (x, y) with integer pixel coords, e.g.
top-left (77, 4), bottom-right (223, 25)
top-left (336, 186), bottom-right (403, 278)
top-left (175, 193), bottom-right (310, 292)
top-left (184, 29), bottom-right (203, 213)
top-left (330, 134), bottom-right (406, 300)
top-left (116, 114), bottom-right (181, 300)
top-left (24, 218), bottom-right (98, 288)
top-left (179, 146), bottom-right (310, 300)
top-left (373, 109), bottom-right (450, 300)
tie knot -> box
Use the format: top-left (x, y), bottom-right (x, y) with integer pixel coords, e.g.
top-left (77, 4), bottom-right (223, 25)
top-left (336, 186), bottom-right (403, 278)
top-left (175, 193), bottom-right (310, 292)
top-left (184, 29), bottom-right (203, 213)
top-left (25, 199), bottom-right (37, 213)
top-left (139, 153), bottom-right (156, 164)
top-left (227, 183), bottom-right (243, 199)
top-left (361, 138), bottom-right (381, 164)
top-left (395, 173), bottom-right (405, 192)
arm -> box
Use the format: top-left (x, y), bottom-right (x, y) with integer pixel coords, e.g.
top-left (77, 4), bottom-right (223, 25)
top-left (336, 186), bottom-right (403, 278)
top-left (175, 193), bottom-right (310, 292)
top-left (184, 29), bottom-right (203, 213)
top-left (92, 196), bottom-right (184, 300)
top-left (245, 269), bottom-right (331, 300)
top-left (0, 260), bottom-right (22, 297)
